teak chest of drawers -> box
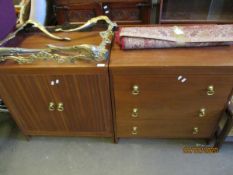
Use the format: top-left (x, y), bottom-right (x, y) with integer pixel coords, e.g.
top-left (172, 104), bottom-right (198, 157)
top-left (110, 44), bottom-right (233, 142)
top-left (0, 32), bottom-right (113, 138)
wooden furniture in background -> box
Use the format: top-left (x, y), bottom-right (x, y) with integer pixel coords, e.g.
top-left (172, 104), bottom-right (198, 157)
top-left (53, 0), bottom-right (152, 25)
top-left (159, 0), bottom-right (233, 24)
top-left (214, 96), bottom-right (233, 149)
top-left (110, 43), bottom-right (233, 141)
top-left (0, 32), bottom-right (113, 138)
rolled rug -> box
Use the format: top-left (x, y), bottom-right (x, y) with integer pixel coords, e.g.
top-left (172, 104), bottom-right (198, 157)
top-left (115, 25), bottom-right (233, 50)
top-left (0, 0), bottom-right (16, 41)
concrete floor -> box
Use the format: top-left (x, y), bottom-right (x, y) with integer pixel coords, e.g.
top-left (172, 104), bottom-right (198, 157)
top-left (0, 115), bottom-right (233, 175)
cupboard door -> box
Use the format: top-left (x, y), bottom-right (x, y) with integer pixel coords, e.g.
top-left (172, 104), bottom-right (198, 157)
top-left (0, 74), bottom-right (113, 136)
top-left (51, 74), bottom-right (113, 136)
top-left (0, 75), bottom-right (68, 134)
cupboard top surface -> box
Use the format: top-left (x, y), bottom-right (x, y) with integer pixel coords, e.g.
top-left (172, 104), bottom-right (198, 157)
top-left (0, 31), bottom-right (110, 72)
top-left (110, 40), bottom-right (233, 72)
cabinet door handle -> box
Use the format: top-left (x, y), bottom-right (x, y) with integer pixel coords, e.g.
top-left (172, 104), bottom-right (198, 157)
top-left (136, 3), bottom-right (150, 7)
top-left (132, 85), bottom-right (140, 95)
top-left (53, 5), bottom-right (69, 10)
top-left (132, 126), bottom-right (138, 135)
top-left (57, 102), bottom-right (64, 112)
top-left (132, 108), bottom-right (139, 118)
top-left (207, 85), bottom-right (215, 96)
top-left (193, 127), bottom-right (199, 135)
top-left (48, 102), bottom-right (56, 111)
top-left (199, 108), bottom-right (206, 118)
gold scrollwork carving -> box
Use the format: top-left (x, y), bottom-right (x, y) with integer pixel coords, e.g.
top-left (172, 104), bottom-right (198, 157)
top-left (0, 16), bottom-right (117, 63)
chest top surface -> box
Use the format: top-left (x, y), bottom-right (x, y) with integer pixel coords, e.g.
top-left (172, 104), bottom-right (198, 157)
top-left (110, 42), bottom-right (233, 74)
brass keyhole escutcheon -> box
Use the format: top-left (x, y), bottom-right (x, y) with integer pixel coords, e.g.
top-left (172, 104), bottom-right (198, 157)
top-left (199, 108), bottom-right (206, 118)
top-left (132, 126), bottom-right (138, 135)
top-left (57, 102), bottom-right (64, 112)
top-left (207, 85), bottom-right (215, 96)
top-left (193, 127), bottom-right (199, 135)
top-left (132, 108), bottom-right (139, 118)
top-left (48, 102), bottom-right (56, 111)
top-left (132, 85), bottom-right (140, 96)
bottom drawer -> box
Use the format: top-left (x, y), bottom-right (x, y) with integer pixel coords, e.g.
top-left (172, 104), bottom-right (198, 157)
top-left (117, 120), bottom-right (218, 138)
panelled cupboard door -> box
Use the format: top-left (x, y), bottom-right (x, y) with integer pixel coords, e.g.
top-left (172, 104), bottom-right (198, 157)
top-left (50, 74), bottom-right (113, 136)
top-left (0, 75), bottom-right (66, 133)
top-left (0, 74), bottom-right (112, 137)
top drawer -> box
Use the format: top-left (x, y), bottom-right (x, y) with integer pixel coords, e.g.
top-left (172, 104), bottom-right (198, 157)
top-left (114, 75), bottom-right (233, 101)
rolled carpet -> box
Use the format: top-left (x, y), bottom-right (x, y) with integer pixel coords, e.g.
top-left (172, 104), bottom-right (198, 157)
top-left (115, 25), bottom-right (233, 50)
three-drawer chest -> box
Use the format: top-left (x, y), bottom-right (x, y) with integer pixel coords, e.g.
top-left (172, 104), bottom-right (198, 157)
top-left (110, 44), bottom-right (233, 142)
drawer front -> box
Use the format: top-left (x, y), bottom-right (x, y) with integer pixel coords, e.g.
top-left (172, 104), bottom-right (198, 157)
top-left (113, 75), bottom-right (233, 138)
top-left (117, 120), bottom-right (218, 138)
top-left (116, 106), bottom-right (224, 122)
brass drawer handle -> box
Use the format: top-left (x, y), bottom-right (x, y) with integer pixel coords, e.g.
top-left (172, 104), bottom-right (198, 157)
top-left (199, 108), bottom-right (206, 118)
top-left (207, 85), bottom-right (215, 96)
top-left (132, 108), bottom-right (139, 118)
top-left (48, 102), bottom-right (56, 111)
top-left (132, 126), bottom-right (138, 135)
top-left (193, 127), bottom-right (199, 135)
top-left (132, 85), bottom-right (140, 95)
top-left (57, 102), bottom-right (64, 112)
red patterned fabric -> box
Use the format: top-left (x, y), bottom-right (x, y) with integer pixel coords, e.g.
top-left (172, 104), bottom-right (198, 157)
top-left (115, 25), bottom-right (233, 50)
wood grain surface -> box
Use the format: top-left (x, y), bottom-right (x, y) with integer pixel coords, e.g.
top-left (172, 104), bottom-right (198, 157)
top-left (110, 38), bottom-right (233, 139)
top-left (0, 32), bottom-right (113, 137)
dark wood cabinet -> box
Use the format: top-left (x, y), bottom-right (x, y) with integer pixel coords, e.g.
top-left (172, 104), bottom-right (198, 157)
top-left (159, 0), bottom-right (233, 24)
top-left (54, 1), bottom-right (102, 24)
top-left (53, 0), bottom-right (151, 25)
